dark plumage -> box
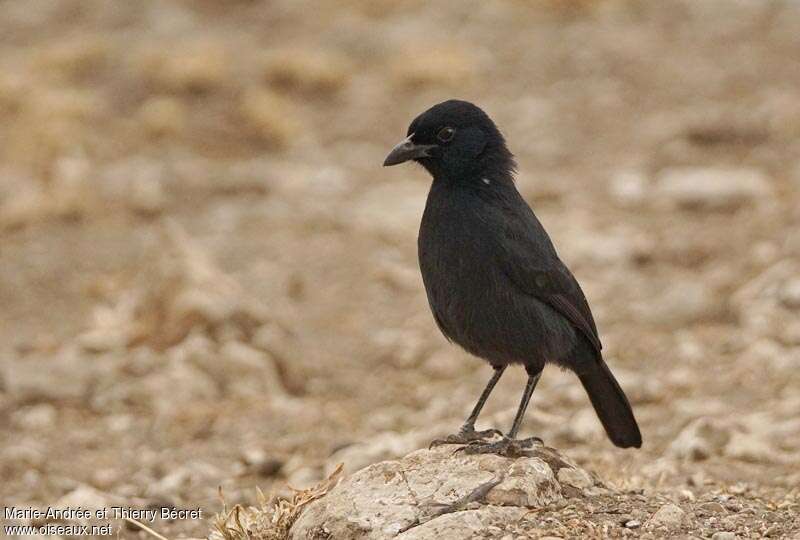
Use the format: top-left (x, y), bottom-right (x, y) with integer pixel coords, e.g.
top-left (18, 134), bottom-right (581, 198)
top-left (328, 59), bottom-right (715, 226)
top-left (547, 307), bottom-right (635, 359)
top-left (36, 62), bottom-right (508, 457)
top-left (384, 99), bottom-right (642, 452)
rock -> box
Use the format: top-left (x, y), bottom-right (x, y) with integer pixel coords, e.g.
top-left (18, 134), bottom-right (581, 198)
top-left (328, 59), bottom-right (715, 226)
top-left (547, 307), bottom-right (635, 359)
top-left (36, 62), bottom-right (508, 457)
top-left (3, 346), bottom-right (96, 403)
top-left (668, 417), bottom-right (731, 461)
top-left (646, 503), bottom-right (685, 530)
top-left (168, 336), bottom-right (286, 400)
top-left (128, 172), bottom-right (166, 215)
top-left (92, 468), bottom-right (121, 490)
top-left (49, 153), bottom-right (97, 218)
top-left (655, 167), bottom-right (772, 210)
top-left (77, 292), bottom-right (141, 352)
top-left (486, 458), bottom-right (563, 506)
top-left (99, 157), bottom-right (167, 215)
top-left (640, 457), bottom-right (679, 481)
top-left (133, 358), bottom-right (218, 414)
top-left (643, 280), bottom-right (717, 325)
top-left (216, 341), bottom-right (286, 398)
top-left (565, 227), bottom-right (643, 265)
top-left (78, 219), bottom-right (267, 351)
top-left (0, 183), bottom-right (49, 230)
top-left (0, 154), bottom-right (97, 229)
top-left (91, 346), bottom-right (219, 414)
top-left (613, 368), bottom-right (666, 404)
top-left (56, 485), bottom-right (119, 522)
top-left (147, 461), bottom-right (222, 500)
top-left (556, 466), bottom-right (594, 490)
top-left (11, 403), bottom-right (57, 429)
top-left (294, 445), bottom-right (597, 539)
top-left (723, 499), bottom-right (742, 513)
top-left (699, 501), bottom-right (726, 514)
top-left (723, 431), bottom-right (779, 464)
top-left (2, 439), bottom-right (46, 469)
top-left (779, 278), bottom-right (800, 310)
top-left (562, 407), bottom-right (605, 443)
top-left (287, 466), bottom-right (322, 488)
top-left (731, 261), bottom-right (800, 342)
top-left (711, 532), bottom-right (736, 540)
top-left (395, 508), bottom-right (527, 540)
top-left (625, 519), bottom-right (641, 529)
top-left (609, 169), bottom-right (648, 207)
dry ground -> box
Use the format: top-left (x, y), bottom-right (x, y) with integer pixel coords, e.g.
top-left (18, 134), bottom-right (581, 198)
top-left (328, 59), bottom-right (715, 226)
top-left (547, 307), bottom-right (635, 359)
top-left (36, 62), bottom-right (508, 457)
top-left (1, 1), bottom-right (800, 538)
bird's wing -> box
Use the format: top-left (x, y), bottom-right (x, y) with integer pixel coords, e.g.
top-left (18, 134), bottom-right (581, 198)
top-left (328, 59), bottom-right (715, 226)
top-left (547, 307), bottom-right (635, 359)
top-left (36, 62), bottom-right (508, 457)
top-left (497, 211), bottom-right (603, 353)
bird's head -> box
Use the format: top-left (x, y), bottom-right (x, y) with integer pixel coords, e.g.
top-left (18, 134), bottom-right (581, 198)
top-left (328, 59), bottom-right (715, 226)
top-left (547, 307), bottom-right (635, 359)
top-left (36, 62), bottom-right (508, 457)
top-left (383, 100), bottom-right (516, 182)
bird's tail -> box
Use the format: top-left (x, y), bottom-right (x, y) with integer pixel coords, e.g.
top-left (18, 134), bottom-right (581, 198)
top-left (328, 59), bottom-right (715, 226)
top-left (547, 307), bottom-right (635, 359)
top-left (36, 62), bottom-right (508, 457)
top-left (578, 360), bottom-right (642, 448)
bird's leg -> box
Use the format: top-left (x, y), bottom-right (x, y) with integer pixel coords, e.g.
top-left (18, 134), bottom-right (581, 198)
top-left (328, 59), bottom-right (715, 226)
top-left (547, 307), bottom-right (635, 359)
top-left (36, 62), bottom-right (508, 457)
top-left (429, 366), bottom-right (506, 448)
top-left (462, 367), bottom-right (544, 457)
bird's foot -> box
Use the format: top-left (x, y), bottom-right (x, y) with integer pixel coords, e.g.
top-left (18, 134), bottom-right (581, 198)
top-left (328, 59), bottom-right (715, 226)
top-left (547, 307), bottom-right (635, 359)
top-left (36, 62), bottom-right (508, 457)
top-left (458, 435), bottom-right (544, 457)
top-left (429, 425), bottom-right (503, 449)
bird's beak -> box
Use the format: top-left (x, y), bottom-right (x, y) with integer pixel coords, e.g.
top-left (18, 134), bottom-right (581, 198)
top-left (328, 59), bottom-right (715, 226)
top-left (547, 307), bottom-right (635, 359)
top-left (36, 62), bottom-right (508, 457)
top-left (383, 134), bottom-right (437, 166)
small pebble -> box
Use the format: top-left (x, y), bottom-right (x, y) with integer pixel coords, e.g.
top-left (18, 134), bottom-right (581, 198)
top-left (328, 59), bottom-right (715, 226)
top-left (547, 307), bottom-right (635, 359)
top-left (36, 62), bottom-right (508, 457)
top-left (724, 500), bottom-right (742, 513)
top-left (647, 503), bottom-right (685, 530)
top-left (699, 501), bottom-right (726, 514)
top-left (729, 483), bottom-right (749, 495)
top-left (711, 532), bottom-right (736, 540)
top-left (625, 519), bottom-right (641, 529)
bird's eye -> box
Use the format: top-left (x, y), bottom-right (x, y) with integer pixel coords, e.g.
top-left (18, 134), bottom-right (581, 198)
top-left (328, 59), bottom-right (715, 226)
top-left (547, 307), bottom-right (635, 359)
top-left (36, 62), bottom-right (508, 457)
top-left (437, 127), bottom-right (455, 142)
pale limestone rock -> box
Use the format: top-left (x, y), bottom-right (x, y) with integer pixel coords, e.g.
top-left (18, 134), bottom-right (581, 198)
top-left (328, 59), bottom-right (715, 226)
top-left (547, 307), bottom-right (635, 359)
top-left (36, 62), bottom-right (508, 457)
top-left (723, 431), bottom-right (780, 464)
top-left (646, 503), bottom-right (686, 530)
top-left (609, 169), bottom-right (648, 207)
top-left (563, 407), bottom-right (605, 443)
top-left (780, 277), bottom-right (800, 309)
top-left (78, 219), bottom-right (267, 351)
top-left (11, 403), bottom-right (57, 430)
top-left (642, 280), bottom-right (716, 325)
top-left (557, 466), bottom-right (594, 490)
top-left (396, 508), bottom-right (528, 540)
top-left (3, 345), bottom-right (97, 402)
top-left (56, 485), bottom-right (121, 522)
top-left (292, 445), bottom-right (600, 540)
top-left (668, 417), bottom-right (731, 461)
top-left (668, 416), bottom-right (786, 464)
top-left (655, 167), bottom-right (772, 210)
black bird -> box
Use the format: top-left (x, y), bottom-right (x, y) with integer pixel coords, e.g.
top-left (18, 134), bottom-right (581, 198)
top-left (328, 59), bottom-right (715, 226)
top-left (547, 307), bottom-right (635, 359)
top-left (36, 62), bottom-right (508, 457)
top-left (383, 100), bottom-right (641, 454)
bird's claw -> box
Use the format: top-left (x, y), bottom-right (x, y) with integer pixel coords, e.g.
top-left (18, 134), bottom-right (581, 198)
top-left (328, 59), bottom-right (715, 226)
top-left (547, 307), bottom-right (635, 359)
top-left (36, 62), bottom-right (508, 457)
top-left (458, 435), bottom-right (544, 457)
top-left (429, 426), bottom-right (503, 450)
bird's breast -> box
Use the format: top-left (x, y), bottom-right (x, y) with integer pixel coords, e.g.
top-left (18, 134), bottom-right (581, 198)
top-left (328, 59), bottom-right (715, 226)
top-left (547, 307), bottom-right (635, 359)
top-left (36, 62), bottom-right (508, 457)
top-left (418, 189), bottom-right (497, 294)
top-left (417, 189), bottom-right (508, 344)
top-left (416, 184), bottom-right (576, 365)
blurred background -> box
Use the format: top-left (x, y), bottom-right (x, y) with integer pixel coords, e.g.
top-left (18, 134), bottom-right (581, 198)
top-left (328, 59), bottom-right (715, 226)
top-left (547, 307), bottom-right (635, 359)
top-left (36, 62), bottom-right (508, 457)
top-left (2, 0), bottom-right (800, 537)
